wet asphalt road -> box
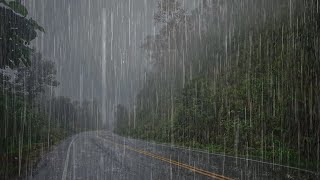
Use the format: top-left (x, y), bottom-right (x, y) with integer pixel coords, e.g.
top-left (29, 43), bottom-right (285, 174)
top-left (28, 131), bottom-right (318, 180)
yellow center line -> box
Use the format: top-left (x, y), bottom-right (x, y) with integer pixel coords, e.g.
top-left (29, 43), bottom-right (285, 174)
top-left (98, 135), bottom-right (234, 180)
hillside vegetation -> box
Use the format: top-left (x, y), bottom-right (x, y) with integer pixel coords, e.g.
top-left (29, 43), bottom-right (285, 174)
top-left (115, 0), bottom-right (320, 171)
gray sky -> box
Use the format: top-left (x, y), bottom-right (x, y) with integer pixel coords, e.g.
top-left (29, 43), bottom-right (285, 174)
top-left (25, 0), bottom-right (196, 100)
top-left (26, 0), bottom-right (156, 104)
top-left (24, 0), bottom-right (197, 124)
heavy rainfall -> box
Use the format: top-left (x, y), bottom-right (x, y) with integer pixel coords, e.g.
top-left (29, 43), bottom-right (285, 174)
top-left (0, 0), bottom-right (319, 179)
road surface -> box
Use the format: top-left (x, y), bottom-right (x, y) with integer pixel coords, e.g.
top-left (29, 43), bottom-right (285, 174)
top-left (27, 131), bottom-right (318, 180)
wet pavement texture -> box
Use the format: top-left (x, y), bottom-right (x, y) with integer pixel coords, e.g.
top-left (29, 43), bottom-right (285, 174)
top-left (28, 131), bottom-right (318, 180)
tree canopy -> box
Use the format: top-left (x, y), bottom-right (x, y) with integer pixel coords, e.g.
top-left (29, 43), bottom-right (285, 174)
top-left (0, 0), bottom-right (44, 68)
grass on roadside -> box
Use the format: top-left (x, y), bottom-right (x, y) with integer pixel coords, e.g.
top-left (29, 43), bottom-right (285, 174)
top-left (0, 128), bottom-right (70, 179)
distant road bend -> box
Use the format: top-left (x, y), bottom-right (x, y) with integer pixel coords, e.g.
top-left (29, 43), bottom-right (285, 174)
top-left (29, 131), bottom-right (318, 180)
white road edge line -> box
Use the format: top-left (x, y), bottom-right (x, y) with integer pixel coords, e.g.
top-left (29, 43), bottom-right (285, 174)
top-left (153, 142), bottom-right (317, 174)
top-left (62, 136), bottom-right (78, 180)
top-left (99, 132), bottom-right (318, 175)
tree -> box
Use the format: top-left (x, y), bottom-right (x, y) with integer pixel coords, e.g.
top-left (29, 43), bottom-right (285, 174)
top-left (0, 0), bottom-right (44, 68)
top-left (120, 0), bottom-right (320, 172)
top-left (142, 0), bottom-right (188, 68)
top-left (154, 0), bottom-right (186, 24)
top-left (114, 104), bottom-right (130, 134)
top-left (13, 53), bottom-right (59, 100)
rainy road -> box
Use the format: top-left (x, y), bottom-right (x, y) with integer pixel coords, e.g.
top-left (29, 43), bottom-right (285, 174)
top-left (29, 131), bottom-right (317, 180)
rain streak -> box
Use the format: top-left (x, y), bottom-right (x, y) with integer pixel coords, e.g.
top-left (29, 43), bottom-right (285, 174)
top-left (0, 0), bottom-right (319, 179)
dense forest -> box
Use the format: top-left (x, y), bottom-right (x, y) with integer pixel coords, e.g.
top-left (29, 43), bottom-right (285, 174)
top-left (0, 0), bottom-right (101, 178)
top-left (115, 0), bottom-right (320, 172)
top-left (1, 0), bottom-right (319, 178)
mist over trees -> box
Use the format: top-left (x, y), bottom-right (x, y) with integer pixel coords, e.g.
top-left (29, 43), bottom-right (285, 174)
top-left (0, 0), bottom-right (319, 178)
top-left (115, 0), bottom-right (320, 171)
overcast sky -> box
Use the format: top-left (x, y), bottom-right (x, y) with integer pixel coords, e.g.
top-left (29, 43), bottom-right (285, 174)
top-left (24, 0), bottom-right (197, 123)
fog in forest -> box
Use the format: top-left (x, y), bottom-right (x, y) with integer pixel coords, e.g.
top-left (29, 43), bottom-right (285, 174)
top-left (1, 0), bottom-right (319, 179)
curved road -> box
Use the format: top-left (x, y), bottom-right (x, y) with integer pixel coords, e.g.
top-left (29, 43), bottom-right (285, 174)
top-left (28, 131), bottom-right (318, 180)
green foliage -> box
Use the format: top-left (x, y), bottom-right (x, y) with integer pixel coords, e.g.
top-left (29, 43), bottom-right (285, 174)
top-left (8, 1), bottom-right (28, 17)
top-left (0, 90), bottom-right (69, 178)
top-left (116, 0), bottom-right (320, 172)
top-left (0, 1), bottom-right (44, 68)
top-left (44, 97), bottom-right (102, 132)
top-left (0, 2), bottom-right (97, 178)
top-left (29, 19), bottom-right (45, 33)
